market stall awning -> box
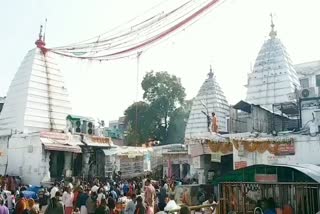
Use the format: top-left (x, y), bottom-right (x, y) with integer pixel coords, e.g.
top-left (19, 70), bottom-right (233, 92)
top-left (40, 132), bottom-right (82, 153)
top-left (102, 148), bottom-right (118, 156)
top-left (233, 100), bottom-right (252, 113)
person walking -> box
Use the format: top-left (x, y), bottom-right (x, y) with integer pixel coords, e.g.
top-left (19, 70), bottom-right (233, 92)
top-left (134, 196), bottom-right (145, 214)
top-left (144, 179), bottom-right (155, 214)
top-left (86, 192), bottom-right (98, 214)
top-left (157, 180), bottom-right (167, 211)
top-left (15, 193), bottom-right (27, 214)
top-left (78, 188), bottom-right (90, 214)
top-left (44, 191), bottom-right (64, 214)
top-left (62, 186), bottom-right (74, 214)
top-left (0, 198), bottom-right (9, 214)
top-left (124, 194), bottom-right (136, 214)
top-left (95, 199), bottom-right (109, 214)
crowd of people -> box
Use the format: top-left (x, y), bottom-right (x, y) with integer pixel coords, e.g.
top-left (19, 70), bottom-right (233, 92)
top-left (0, 176), bottom-right (217, 214)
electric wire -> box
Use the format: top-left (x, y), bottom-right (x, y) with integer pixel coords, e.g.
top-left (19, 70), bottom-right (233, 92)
top-left (51, 0), bottom-right (224, 61)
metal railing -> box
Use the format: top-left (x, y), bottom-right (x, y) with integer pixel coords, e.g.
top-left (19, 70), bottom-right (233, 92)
top-left (219, 182), bottom-right (320, 214)
top-left (166, 203), bottom-right (218, 214)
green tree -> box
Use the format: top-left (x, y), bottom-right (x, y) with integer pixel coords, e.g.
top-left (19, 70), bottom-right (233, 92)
top-left (167, 100), bottom-right (192, 144)
top-left (141, 71), bottom-right (186, 143)
top-left (124, 71), bottom-right (187, 145)
top-left (124, 101), bottom-right (155, 146)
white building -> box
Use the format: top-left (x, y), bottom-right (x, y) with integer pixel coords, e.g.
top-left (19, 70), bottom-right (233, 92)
top-left (185, 67), bottom-right (229, 138)
top-left (0, 32), bottom-right (78, 185)
top-left (246, 19), bottom-right (300, 111)
top-left (232, 133), bottom-right (320, 169)
top-left (295, 60), bottom-right (320, 94)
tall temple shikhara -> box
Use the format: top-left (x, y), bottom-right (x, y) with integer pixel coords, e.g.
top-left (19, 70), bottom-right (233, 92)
top-left (185, 67), bottom-right (229, 138)
top-left (0, 26), bottom-right (72, 135)
top-left (245, 15), bottom-right (300, 111)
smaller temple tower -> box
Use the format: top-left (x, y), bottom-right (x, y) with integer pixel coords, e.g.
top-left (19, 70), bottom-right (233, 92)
top-left (185, 66), bottom-right (229, 138)
top-left (246, 15), bottom-right (300, 110)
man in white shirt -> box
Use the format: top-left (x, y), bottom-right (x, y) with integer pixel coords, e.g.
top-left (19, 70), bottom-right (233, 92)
top-left (164, 194), bottom-right (180, 212)
top-left (202, 195), bottom-right (217, 214)
top-left (104, 182), bottom-right (111, 192)
top-left (62, 186), bottom-right (74, 214)
top-left (50, 182), bottom-right (59, 199)
top-left (97, 188), bottom-right (105, 205)
top-left (91, 184), bottom-right (99, 193)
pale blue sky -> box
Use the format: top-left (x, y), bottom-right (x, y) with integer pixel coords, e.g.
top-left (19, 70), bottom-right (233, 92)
top-left (1, 0), bottom-right (320, 123)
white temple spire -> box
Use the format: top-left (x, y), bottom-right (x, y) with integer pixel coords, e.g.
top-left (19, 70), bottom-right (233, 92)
top-left (269, 13), bottom-right (277, 39)
top-left (245, 17), bottom-right (300, 110)
top-left (185, 67), bottom-right (229, 138)
top-left (0, 30), bottom-right (72, 135)
top-left (208, 65), bottom-right (214, 79)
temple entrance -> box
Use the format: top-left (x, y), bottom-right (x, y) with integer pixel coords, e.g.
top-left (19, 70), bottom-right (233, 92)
top-left (182, 163), bottom-right (190, 178)
top-left (172, 164), bottom-right (180, 179)
top-left (73, 153), bottom-right (83, 176)
top-left (49, 151), bottom-right (65, 179)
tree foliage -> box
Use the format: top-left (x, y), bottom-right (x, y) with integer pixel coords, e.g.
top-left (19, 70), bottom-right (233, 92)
top-left (124, 101), bottom-right (155, 146)
top-left (167, 100), bottom-right (192, 144)
top-left (124, 71), bottom-right (187, 145)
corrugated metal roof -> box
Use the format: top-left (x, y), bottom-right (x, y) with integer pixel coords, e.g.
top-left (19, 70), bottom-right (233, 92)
top-left (273, 163), bottom-right (320, 183)
top-left (213, 164), bottom-right (320, 184)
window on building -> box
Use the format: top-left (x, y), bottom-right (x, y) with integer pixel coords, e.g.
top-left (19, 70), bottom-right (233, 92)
top-left (300, 78), bottom-right (309, 88)
top-left (316, 75), bottom-right (320, 87)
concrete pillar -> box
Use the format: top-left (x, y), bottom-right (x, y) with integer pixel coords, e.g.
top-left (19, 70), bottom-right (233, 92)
top-left (51, 152), bottom-right (58, 176)
top-left (167, 159), bottom-right (172, 178)
top-left (64, 152), bottom-right (73, 177)
top-left (82, 151), bottom-right (91, 177)
top-left (180, 163), bottom-right (183, 179)
top-left (41, 151), bottom-right (51, 182)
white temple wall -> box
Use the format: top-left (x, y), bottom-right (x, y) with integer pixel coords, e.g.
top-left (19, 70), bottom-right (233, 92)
top-left (6, 134), bottom-right (48, 185)
top-left (0, 136), bottom-right (10, 174)
top-left (233, 134), bottom-right (320, 169)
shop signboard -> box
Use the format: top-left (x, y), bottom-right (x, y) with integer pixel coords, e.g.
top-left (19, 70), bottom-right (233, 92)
top-left (274, 143), bottom-right (295, 156)
top-left (211, 153), bottom-right (221, 163)
top-left (235, 161), bottom-right (247, 169)
top-left (255, 174), bottom-right (278, 183)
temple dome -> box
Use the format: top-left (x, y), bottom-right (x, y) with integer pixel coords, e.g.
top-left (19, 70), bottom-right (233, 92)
top-left (0, 45), bottom-right (72, 135)
top-left (246, 18), bottom-right (300, 110)
top-left (185, 67), bottom-right (229, 138)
